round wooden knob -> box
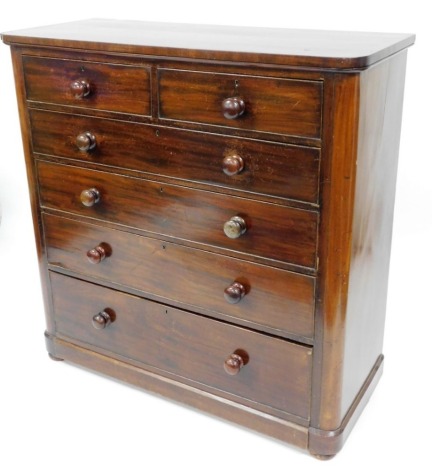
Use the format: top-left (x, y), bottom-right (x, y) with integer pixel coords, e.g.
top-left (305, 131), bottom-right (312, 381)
top-left (76, 132), bottom-right (96, 152)
top-left (92, 310), bottom-right (113, 329)
top-left (80, 188), bottom-right (100, 207)
top-left (223, 216), bottom-right (247, 239)
top-left (224, 353), bottom-right (245, 375)
top-left (224, 281), bottom-right (246, 304)
top-left (222, 155), bottom-right (244, 176)
top-left (222, 97), bottom-right (245, 119)
top-left (70, 79), bottom-right (91, 98)
top-left (87, 244), bottom-right (109, 264)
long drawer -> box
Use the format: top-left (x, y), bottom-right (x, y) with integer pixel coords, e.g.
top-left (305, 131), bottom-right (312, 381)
top-left (50, 272), bottom-right (313, 419)
top-left (37, 161), bottom-right (318, 269)
top-left (30, 109), bottom-right (320, 204)
top-left (158, 68), bottom-right (322, 140)
top-left (23, 55), bottom-right (151, 115)
top-left (44, 214), bottom-right (315, 340)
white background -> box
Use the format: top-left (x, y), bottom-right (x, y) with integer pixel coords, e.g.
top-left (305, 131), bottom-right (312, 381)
top-left (1, 2), bottom-right (431, 468)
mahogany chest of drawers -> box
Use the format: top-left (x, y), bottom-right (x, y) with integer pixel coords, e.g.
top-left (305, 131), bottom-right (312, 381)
top-left (2, 20), bottom-right (414, 458)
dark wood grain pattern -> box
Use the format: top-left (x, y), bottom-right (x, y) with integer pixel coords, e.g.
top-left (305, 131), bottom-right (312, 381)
top-left (37, 161), bottom-right (318, 269)
top-left (46, 336), bottom-right (310, 448)
top-left (50, 272), bottom-right (313, 418)
top-left (29, 109), bottom-right (321, 205)
top-left (1, 19), bottom-right (415, 69)
top-left (2, 21), bottom-right (413, 457)
top-left (159, 69), bottom-right (322, 140)
top-left (43, 214), bottom-right (315, 341)
top-left (22, 55), bottom-right (151, 115)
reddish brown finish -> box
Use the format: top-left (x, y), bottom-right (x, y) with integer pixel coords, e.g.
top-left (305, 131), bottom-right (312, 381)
top-left (79, 187), bottom-right (100, 207)
top-left (86, 244), bottom-right (109, 264)
top-left (50, 272), bottom-right (313, 418)
top-left (22, 55), bottom-right (151, 116)
top-left (37, 161), bottom-right (318, 269)
top-left (43, 214), bottom-right (315, 341)
top-left (224, 281), bottom-right (246, 304)
top-left (2, 19), bottom-right (414, 70)
top-left (224, 353), bottom-right (245, 375)
top-left (222, 97), bottom-right (246, 120)
top-left (3, 21), bottom-right (413, 457)
top-left (158, 69), bottom-right (323, 140)
top-left (29, 109), bottom-right (321, 205)
top-left (70, 79), bottom-right (91, 98)
top-left (222, 154), bottom-right (244, 177)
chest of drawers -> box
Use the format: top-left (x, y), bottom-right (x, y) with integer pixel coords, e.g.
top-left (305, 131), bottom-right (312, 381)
top-left (2, 20), bottom-right (414, 458)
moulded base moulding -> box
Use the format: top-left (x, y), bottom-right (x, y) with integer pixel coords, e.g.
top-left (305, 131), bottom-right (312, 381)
top-left (45, 332), bottom-right (384, 458)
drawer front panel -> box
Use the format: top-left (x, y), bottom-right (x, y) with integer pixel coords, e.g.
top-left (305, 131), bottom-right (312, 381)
top-left (44, 214), bottom-right (315, 340)
top-left (23, 56), bottom-right (151, 115)
top-left (38, 161), bottom-right (318, 268)
top-left (50, 272), bottom-right (312, 418)
top-left (30, 109), bottom-right (320, 204)
top-left (158, 69), bottom-right (322, 139)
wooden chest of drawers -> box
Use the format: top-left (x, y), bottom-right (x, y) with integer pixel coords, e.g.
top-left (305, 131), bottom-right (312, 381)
top-left (2, 20), bottom-right (414, 458)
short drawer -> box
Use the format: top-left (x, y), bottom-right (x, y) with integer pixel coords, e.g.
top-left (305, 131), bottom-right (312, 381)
top-left (158, 69), bottom-right (322, 140)
top-left (44, 214), bottom-right (315, 341)
top-left (50, 272), bottom-right (313, 418)
top-left (37, 161), bottom-right (318, 269)
top-left (22, 55), bottom-right (151, 115)
top-left (30, 109), bottom-right (320, 204)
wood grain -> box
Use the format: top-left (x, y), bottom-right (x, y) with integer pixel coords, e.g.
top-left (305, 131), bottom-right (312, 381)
top-left (44, 214), bottom-right (315, 341)
top-left (37, 161), bottom-right (318, 269)
top-left (159, 69), bottom-right (322, 140)
top-left (2, 19), bottom-right (415, 69)
top-left (50, 272), bottom-right (313, 419)
top-left (22, 55), bottom-right (151, 115)
top-left (29, 108), bottom-right (320, 205)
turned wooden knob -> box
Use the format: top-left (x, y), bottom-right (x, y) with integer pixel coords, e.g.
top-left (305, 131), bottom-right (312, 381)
top-left (86, 244), bottom-right (109, 264)
top-left (224, 281), bottom-right (246, 304)
top-left (224, 353), bottom-right (245, 375)
top-left (92, 310), bottom-right (114, 329)
top-left (76, 132), bottom-right (96, 152)
top-left (80, 188), bottom-right (100, 207)
top-left (70, 79), bottom-right (91, 98)
top-left (222, 154), bottom-right (244, 176)
top-left (222, 97), bottom-right (245, 119)
top-left (223, 216), bottom-right (247, 239)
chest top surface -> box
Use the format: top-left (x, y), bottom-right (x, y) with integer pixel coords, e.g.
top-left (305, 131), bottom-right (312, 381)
top-left (1, 18), bottom-right (415, 69)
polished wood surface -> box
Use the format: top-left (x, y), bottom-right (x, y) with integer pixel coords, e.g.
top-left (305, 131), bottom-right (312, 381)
top-left (159, 69), bottom-right (322, 140)
top-left (51, 272), bottom-right (313, 418)
top-left (23, 55), bottom-right (151, 115)
top-left (43, 214), bottom-right (315, 341)
top-left (30, 109), bottom-right (320, 204)
top-left (1, 19), bottom-right (415, 69)
top-left (37, 161), bottom-right (318, 269)
top-left (3, 21), bottom-right (413, 457)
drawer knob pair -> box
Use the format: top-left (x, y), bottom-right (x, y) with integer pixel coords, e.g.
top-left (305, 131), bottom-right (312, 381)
top-left (70, 79), bottom-right (91, 99)
top-left (222, 97), bottom-right (245, 120)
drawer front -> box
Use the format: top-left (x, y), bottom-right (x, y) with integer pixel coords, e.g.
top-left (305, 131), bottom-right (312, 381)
top-left (30, 109), bottom-right (320, 204)
top-left (38, 161), bottom-right (318, 268)
top-left (50, 272), bottom-right (312, 418)
top-left (23, 56), bottom-right (151, 115)
top-left (158, 69), bottom-right (322, 139)
top-left (44, 214), bottom-right (315, 340)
